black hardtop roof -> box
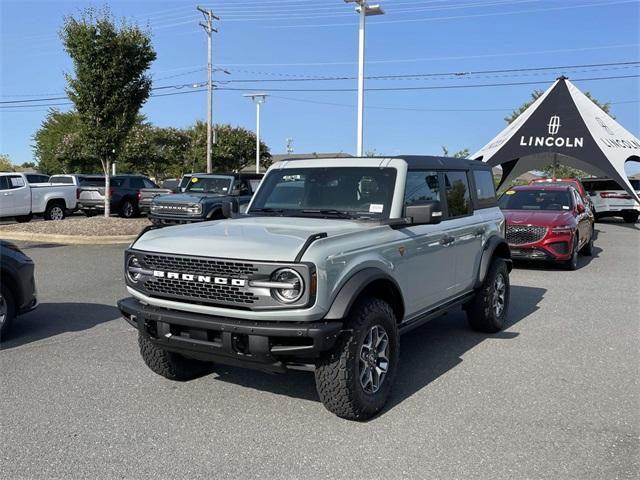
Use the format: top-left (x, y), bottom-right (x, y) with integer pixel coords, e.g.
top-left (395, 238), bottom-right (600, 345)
top-left (394, 155), bottom-right (492, 171)
top-left (193, 172), bottom-right (264, 179)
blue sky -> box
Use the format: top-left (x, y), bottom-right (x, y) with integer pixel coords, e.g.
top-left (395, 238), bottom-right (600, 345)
top-left (1, 0), bottom-right (639, 173)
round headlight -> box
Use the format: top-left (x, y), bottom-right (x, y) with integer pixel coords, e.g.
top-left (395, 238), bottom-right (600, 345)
top-left (271, 268), bottom-right (304, 304)
top-left (126, 256), bottom-right (143, 283)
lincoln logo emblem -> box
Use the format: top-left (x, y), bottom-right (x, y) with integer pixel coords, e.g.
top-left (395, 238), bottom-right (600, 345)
top-left (547, 115), bottom-right (561, 135)
top-left (596, 117), bottom-right (614, 135)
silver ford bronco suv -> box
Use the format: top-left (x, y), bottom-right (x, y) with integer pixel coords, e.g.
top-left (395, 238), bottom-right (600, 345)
top-left (118, 156), bottom-right (512, 420)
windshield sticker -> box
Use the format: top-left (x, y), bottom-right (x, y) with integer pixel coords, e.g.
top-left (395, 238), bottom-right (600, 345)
top-left (505, 190), bottom-right (516, 195)
top-left (191, 177), bottom-right (199, 183)
top-left (369, 204), bottom-right (384, 213)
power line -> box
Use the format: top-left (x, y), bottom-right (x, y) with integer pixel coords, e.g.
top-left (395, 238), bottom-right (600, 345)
top-left (2, 61), bottom-right (638, 103)
top-left (2, 73), bottom-right (639, 111)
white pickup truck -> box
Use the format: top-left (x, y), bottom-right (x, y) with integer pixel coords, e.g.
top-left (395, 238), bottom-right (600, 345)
top-left (0, 172), bottom-right (77, 222)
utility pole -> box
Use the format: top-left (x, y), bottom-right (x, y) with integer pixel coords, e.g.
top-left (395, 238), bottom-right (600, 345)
top-left (197, 6), bottom-right (218, 173)
top-left (243, 93), bottom-right (269, 174)
top-left (286, 137), bottom-right (294, 154)
top-left (344, 1), bottom-right (384, 157)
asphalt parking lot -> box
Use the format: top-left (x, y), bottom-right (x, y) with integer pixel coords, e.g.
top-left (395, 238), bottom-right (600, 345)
top-left (1, 220), bottom-right (638, 479)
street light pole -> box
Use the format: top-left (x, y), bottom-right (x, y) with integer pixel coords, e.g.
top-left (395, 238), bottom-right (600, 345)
top-left (197, 6), bottom-right (218, 173)
top-left (243, 93), bottom-right (269, 174)
top-left (345, 1), bottom-right (384, 157)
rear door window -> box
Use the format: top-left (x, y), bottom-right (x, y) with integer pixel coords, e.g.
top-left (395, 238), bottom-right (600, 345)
top-left (443, 171), bottom-right (472, 218)
top-left (0, 176), bottom-right (9, 190)
top-left (472, 170), bottom-right (497, 208)
top-left (129, 177), bottom-right (145, 189)
top-left (8, 175), bottom-right (26, 189)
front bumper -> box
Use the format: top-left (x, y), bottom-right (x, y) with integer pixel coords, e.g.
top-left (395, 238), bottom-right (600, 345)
top-left (509, 232), bottom-right (573, 262)
top-left (118, 297), bottom-right (342, 372)
top-left (148, 213), bottom-right (205, 225)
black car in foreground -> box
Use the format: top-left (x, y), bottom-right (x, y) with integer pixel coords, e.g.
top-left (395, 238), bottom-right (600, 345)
top-left (0, 240), bottom-right (38, 338)
top-left (148, 173), bottom-right (263, 226)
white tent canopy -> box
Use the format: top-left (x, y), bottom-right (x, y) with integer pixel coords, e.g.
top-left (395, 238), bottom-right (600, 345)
top-left (471, 77), bottom-right (640, 203)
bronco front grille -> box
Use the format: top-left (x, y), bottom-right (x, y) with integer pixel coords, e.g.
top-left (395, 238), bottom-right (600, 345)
top-left (143, 255), bottom-right (259, 277)
top-left (145, 277), bottom-right (259, 305)
top-left (506, 225), bottom-right (547, 245)
top-left (152, 204), bottom-right (192, 216)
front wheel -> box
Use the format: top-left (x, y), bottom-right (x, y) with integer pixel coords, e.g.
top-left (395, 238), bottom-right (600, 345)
top-left (580, 228), bottom-right (594, 256)
top-left (44, 202), bottom-right (65, 221)
top-left (138, 333), bottom-right (212, 381)
top-left (314, 297), bottom-right (399, 421)
top-left (467, 258), bottom-right (510, 333)
top-left (0, 286), bottom-right (16, 339)
top-left (564, 236), bottom-right (579, 270)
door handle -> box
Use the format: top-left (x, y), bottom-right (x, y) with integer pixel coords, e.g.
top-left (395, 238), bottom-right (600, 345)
top-left (441, 235), bottom-right (455, 246)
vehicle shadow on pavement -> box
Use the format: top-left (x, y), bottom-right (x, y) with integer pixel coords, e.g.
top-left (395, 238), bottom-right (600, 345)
top-left (595, 218), bottom-right (639, 230)
top-left (0, 302), bottom-right (120, 350)
top-left (209, 285), bottom-right (547, 412)
top-left (512, 245), bottom-right (603, 271)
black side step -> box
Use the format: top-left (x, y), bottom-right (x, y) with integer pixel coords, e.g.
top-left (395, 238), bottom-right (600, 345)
top-left (399, 292), bottom-right (475, 335)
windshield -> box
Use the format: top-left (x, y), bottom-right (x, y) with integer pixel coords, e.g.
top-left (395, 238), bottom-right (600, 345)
top-left (185, 175), bottom-right (233, 195)
top-left (499, 189), bottom-right (573, 211)
top-left (248, 167), bottom-right (397, 219)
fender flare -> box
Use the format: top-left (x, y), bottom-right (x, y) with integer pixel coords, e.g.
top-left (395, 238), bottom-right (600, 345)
top-left (206, 203), bottom-right (223, 219)
top-left (474, 235), bottom-right (512, 289)
top-left (324, 268), bottom-right (404, 320)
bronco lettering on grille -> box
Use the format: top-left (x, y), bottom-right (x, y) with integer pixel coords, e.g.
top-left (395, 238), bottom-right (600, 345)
top-left (152, 270), bottom-right (246, 286)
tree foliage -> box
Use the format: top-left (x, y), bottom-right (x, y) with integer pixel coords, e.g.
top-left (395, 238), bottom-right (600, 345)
top-left (187, 121), bottom-right (271, 173)
top-left (441, 146), bottom-right (470, 158)
top-left (61, 7), bottom-right (156, 214)
top-left (0, 153), bottom-right (14, 172)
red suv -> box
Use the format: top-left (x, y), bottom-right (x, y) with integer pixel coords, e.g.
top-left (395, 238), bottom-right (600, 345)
top-left (499, 185), bottom-right (595, 270)
top-left (529, 177), bottom-right (595, 214)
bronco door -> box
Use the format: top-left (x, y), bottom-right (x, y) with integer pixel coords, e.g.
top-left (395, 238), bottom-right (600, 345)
top-left (395, 170), bottom-right (455, 315)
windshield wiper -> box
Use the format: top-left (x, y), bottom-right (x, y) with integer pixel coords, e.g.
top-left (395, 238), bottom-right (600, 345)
top-left (298, 209), bottom-right (354, 219)
top-left (250, 207), bottom-right (286, 215)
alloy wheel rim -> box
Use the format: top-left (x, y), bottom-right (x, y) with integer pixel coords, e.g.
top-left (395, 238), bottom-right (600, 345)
top-left (124, 203), bottom-right (133, 217)
top-left (51, 206), bottom-right (63, 220)
top-left (493, 273), bottom-right (506, 317)
top-left (358, 325), bottom-right (390, 394)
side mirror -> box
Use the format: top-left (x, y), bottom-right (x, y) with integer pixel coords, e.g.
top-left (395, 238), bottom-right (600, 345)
top-left (405, 201), bottom-right (442, 225)
top-left (576, 204), bottom-right (585, 214)
top-left (221, 199), bottom-right (239, 218)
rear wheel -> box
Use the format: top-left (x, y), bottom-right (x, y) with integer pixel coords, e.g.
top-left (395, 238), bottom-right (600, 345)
top-left (622, 212), bottom-right (639, 223)
top-left (0, 285), bottom-right (16, 339)
top-left (120, 200), bottom-right (137, 218)
top-left (314, 297), bottom-right (399, 421)
top-left (138, 333), bottom-right (212, 381)
top-left (467, 258), bottom-right (510, 333)
top-left (15, 214), bottom-right (33, 223)
top-left (44, 202), bottom-right (65, 221)
top-left (580, 227), bottom-right (594, 256)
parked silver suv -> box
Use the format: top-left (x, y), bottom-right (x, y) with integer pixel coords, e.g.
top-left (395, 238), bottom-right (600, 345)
top-left (118, 156), bottom-right (512, 420)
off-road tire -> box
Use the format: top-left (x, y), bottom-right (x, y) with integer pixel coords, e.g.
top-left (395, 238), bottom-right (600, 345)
top-left (138, 333), bottom-right (212, 381)
top-left (580, 228), bottom-right (594, 256)
top-left (314, 297), bottom-right (399, 421)
top-left (15, 214), bottom-right (33, 223)
top-left (467, 258), bottom-right (510, 333)
top-left (622, 212), bottom-right (639, 223)
top-left (0, 285), bottom-right (16, 340)
top-left (564, 236), bottom-right (579, 270)
top-left (44, 201), bottom-right (65, 221)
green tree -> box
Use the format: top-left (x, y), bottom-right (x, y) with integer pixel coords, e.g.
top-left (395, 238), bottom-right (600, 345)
top-left (121, 123), bottom-right (190, 180)
top-left (0, 153), bottom-right (14, 172)
top-left (441, 146), bottom-right (470, 158)
top-left (61, 8), bottom-right (156, 216)
top-left (20, 162), bottom-right (36, 169)
top-left (187, 122), bottom-right (271, 173)
top-left (33, 109), bottom-right (97, 174)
